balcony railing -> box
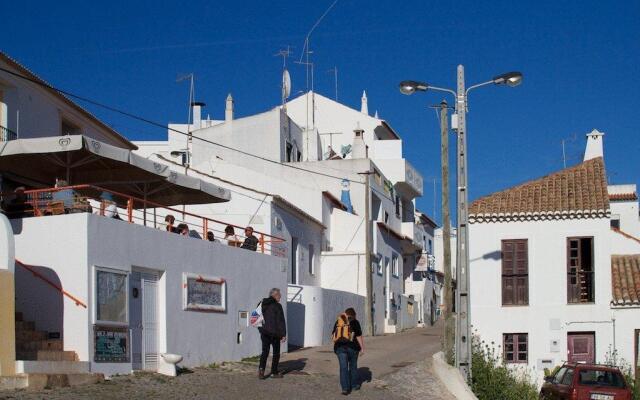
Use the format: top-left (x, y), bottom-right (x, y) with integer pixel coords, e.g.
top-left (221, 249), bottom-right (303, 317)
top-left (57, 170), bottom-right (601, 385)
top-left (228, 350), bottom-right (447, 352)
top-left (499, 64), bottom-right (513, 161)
top-left (1, 184), bottom-right (287, 257)
top-left (0, 125), bottom-right (18, 141)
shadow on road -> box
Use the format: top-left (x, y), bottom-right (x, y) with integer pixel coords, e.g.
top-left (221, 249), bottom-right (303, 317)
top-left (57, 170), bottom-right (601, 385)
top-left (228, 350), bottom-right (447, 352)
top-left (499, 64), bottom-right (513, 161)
top-left (280, 358), bottom-right (308, 375)
top-left (358, 367), bottom-right (372, 383)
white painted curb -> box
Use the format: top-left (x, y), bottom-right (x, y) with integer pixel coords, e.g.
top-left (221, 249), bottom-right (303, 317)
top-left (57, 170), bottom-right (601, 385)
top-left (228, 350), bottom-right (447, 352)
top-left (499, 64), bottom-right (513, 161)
top-left (432, 351), bottom-right (478, 400)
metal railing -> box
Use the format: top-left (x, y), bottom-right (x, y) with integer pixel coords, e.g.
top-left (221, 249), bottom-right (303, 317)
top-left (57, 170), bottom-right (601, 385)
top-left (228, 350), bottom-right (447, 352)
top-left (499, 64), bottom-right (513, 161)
top-left (15, 258), bottom-right (87, 308)
top-left (0, 125), bottom-right (18, 141)
top-left (2, 184), bottom-right (287, 257)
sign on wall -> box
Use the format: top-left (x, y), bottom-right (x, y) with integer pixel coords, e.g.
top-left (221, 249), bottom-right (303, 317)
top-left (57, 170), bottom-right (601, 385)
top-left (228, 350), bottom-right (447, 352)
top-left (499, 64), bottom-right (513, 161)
top-left (182, 273), bottom-right (227, 312)
top-left (94, 325), bottom-right (129, 363)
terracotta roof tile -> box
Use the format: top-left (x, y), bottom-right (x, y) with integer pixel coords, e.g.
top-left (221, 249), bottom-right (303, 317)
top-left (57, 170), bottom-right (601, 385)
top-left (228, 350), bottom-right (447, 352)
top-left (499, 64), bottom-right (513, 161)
top-left (611, 255), bottom-right (640, 306)
top-left (609, 193), bottom-right (638, 201)
top-left (469, 158), bottom-right (609, 222)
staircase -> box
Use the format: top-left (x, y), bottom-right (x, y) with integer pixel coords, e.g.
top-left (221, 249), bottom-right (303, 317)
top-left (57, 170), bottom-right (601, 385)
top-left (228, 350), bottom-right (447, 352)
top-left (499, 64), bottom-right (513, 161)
top-left (0, 312), bottom-right (104, 391)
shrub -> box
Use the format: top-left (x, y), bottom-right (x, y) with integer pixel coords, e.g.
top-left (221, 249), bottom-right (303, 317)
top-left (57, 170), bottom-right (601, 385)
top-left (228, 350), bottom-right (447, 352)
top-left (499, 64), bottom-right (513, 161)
top-left (470, 335), bottom-right (539, 400)
top-left (604, 347), bottom-right (640, 400)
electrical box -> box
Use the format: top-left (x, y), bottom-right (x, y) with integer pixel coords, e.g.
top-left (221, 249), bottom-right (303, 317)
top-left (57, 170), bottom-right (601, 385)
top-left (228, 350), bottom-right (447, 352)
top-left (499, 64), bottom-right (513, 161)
top-left (451, 114), bottom-right (458, 130)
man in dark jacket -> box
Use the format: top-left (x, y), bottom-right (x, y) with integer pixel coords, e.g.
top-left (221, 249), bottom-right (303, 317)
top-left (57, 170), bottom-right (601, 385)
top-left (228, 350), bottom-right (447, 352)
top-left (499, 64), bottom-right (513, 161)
top-left (258, 288), bottom-right (287, 379)
top-left (241, 226), bottom-right (259, 251)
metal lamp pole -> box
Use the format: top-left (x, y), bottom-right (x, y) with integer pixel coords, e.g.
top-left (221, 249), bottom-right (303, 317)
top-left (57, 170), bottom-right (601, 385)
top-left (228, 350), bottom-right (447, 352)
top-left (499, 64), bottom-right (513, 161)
top-left (399, 67), bottom-right (522, 381)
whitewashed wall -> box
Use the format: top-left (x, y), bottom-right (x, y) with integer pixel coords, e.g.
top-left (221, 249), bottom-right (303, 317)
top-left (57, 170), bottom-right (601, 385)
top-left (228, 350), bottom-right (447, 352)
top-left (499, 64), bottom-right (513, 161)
top-left (12, 214), bottom-right (286, 376)
top-left (469, 217), bottom-right (629, 384)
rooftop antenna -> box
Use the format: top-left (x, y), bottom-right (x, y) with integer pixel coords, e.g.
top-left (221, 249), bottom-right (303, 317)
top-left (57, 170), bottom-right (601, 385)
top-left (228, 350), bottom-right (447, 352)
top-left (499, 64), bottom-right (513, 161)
top-left (561, 133), bottom-right (578, 168)
top-left (176, 73), bottom-right (195, 164)
top-left (296, 0), bottom-right (339, 160)
top-left (274, 46), bottom-right (293, 111)
top-left (327, 66), bottom-right (338, 101)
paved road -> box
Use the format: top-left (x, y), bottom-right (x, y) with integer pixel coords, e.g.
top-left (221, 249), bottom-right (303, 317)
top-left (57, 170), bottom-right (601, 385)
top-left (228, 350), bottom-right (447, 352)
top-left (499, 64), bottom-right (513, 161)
top-left (0, 323), bottom-right (453, 400)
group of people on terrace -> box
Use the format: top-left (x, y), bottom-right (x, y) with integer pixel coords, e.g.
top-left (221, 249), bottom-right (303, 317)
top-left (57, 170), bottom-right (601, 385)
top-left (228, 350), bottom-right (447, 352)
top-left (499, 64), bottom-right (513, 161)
top-left (161, 214), bottom-right (259, 251)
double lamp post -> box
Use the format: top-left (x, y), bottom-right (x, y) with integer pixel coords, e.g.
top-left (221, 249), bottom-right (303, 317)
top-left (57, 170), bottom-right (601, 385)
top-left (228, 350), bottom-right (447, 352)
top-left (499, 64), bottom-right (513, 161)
top-left (399, 66), bottom-right (522, 380)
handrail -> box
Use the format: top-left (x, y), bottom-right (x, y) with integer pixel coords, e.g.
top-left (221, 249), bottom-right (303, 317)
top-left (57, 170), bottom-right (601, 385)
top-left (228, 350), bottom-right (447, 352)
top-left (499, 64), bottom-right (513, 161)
top-left (15, 259), bottom-right (88, 308)
top-left (17, 184), bottom-right (286, 242)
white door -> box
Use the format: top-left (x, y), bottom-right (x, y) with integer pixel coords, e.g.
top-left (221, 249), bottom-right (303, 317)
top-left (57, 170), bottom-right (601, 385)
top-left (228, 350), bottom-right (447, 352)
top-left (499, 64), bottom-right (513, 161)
top-left (142, 278), bottom-right (159, 371)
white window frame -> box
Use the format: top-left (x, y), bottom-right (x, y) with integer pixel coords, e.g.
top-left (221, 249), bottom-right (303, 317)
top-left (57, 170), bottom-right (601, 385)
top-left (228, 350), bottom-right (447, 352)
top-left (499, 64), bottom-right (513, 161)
top-left (392, 254), bottom-right (399, 278)
top-left (93, 266), bottom-right (129, 327)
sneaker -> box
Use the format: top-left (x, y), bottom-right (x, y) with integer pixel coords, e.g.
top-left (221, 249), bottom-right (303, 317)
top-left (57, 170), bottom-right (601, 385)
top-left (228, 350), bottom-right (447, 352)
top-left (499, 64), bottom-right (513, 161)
top-left (258, 369), bottom-right (266, 380)
top-left (271, 371), bottom-right (284, 379)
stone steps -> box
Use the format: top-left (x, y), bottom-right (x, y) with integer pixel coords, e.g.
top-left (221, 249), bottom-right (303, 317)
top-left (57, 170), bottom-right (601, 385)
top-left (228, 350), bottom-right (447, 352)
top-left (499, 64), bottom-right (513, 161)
top-left (0, 373), bottom-right (104, 391)
top-left (16, 350), bottom-right (78, 362)
top-left (15, 360), bottom-right (90, 375)
top-left (16, 338), bottom-right (64, 352)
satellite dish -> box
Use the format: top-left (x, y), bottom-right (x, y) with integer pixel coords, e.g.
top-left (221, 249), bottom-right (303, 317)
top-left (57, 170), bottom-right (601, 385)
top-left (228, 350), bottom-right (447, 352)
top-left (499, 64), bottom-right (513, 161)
top-left (282, 69), bottom-right (291, 100)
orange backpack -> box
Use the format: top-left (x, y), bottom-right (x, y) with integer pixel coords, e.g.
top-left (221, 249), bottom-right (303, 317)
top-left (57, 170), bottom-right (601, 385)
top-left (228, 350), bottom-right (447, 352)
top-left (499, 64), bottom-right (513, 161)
top-left (332, 313), bottom-right (352, 343)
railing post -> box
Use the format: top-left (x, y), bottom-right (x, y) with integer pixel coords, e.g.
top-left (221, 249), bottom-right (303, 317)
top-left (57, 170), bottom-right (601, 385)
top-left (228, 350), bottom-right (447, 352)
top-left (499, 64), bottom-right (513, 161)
top-left (127, 197), bottom-right (133, 223)
top-left (203, 219), bottom-right (208, 240)
top-left (260, 233), bottom-right (265, 254)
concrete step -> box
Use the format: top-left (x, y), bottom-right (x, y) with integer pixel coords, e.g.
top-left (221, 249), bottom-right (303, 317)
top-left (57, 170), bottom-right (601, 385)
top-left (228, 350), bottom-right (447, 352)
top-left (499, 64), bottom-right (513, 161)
top-left (15, 360), bottom-right (90, 375)
top-left (16, 339), bottom-right (64, 352)
top-left (0, 373), bottom-right (104, 391)
top-left (15, 320), bottom-right (36, 331)
top-left (15, 329), bottom-right (47, 342)
top-left (16, 350), bottom-right (78, 362)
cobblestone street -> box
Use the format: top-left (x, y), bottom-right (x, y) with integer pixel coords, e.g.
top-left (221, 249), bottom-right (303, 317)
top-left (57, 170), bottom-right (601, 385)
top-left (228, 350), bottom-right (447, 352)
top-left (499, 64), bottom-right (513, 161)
top-left (0, 324), bottom-right (453, 400)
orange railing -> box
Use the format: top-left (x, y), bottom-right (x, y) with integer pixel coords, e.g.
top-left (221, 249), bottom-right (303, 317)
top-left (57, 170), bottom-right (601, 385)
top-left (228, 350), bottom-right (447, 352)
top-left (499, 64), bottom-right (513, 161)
top-left (15, 259), bottom-right (87, 308)
top-left (2, 184), bottom-right (287, 257)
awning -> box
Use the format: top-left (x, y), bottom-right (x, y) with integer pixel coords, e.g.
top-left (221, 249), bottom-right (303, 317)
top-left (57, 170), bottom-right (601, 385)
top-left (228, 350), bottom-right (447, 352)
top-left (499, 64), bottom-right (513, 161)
top-left (0, 135), bottom-right (230, 205)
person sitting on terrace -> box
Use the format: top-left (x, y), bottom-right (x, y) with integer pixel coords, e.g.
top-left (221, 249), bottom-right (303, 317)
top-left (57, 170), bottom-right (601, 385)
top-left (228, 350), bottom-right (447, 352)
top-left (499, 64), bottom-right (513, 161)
top-left (176, 223), bottom-right (189, 236)
top-left (206, 231), bottom-right (218, 242)
top-left (241, 226), bottom-right (259, 251)
top-left (100, 192), bottom-right (121, 219)
top-left (5, 186), bottom-right (33, 219)
top-left (162, 214), bottom-right (177, 233)
top-left (222, 225), bottom-right (241, 247)
top-left (52, 179), bottom-right (75, 212)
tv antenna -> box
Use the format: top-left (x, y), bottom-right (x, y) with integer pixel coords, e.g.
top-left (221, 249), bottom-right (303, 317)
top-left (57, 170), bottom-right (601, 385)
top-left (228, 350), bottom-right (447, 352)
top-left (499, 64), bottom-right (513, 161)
top-left (176, 73), bottom-right (195, 159)
top-left (275, 47), bottom-right (293, 110)
top-left (561, 133), bottom-right (578, 168)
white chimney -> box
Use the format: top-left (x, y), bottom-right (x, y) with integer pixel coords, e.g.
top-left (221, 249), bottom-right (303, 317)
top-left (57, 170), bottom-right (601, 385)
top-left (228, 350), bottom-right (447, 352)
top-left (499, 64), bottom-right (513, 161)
top-left (225, 93), bottom-right (234, 122)
top-left (192, 102), bottom-right (205, 130)
top-left (583, 129), bottom-right (604, 161)
top-left (360, 90), bottom-right (368, 115)
top-left (352, 126), bottom-right (367, 159)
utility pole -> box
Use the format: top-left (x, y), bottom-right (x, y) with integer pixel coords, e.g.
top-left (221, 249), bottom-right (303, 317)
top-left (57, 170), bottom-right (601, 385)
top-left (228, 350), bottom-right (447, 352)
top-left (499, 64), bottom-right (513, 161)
top-left (455, 65), bottom-right (472, 380)
top-left (439, 100), bottom-right (454, 364)
top-left (361, 170), bottom-right (374, 336)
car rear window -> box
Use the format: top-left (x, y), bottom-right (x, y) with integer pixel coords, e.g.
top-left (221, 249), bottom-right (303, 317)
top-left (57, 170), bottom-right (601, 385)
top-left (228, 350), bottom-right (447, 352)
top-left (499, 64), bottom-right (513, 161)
top-left (578, 369), bottom-right (625, 388)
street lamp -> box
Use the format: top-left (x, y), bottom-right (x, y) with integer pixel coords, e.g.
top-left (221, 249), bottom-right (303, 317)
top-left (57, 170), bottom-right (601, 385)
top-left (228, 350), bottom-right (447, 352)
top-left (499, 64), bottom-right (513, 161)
top-left (399, 65), bottom-right (522, 381)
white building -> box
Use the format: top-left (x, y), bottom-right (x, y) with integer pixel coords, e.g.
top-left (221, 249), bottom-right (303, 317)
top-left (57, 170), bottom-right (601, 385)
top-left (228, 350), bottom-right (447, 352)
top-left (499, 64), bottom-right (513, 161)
top-left (468, 130), bottom-right (640, 384)
top-left (134, 90), bottom-right (437, 342)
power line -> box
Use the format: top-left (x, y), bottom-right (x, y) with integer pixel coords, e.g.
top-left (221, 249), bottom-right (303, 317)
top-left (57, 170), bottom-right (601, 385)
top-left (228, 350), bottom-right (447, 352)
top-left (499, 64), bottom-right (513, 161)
top-left (0, 66), bottom-right (366, 185)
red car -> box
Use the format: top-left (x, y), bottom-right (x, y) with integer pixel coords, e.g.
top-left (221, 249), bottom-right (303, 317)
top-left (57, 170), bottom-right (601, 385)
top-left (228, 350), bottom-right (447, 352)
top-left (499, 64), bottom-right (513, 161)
top-left (540, 363), bottom-right (632, 400)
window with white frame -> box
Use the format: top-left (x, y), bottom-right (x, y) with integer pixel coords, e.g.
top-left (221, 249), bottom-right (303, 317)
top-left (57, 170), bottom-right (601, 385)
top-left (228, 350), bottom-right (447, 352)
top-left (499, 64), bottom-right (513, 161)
top-left (308, 244), bottom-right (315, 275)
top-left (392, 254), bottom-right (399, 277)
top-left (95, 268), bottom-right (128, 325)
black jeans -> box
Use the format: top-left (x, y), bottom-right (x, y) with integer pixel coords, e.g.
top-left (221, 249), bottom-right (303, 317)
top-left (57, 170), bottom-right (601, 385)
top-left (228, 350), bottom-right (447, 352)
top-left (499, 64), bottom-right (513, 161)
top-left (259, 332), bottom-right (281, 373)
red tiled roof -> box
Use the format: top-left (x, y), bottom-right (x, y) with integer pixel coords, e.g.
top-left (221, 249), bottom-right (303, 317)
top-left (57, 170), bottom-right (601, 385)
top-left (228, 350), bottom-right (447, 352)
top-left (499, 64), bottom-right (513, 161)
top-left (469, 157), bottom-right (609, 223)
top-left (609, 193), bottom-right (638, 201)
top-left (611, 255), bottom-right (640, 306)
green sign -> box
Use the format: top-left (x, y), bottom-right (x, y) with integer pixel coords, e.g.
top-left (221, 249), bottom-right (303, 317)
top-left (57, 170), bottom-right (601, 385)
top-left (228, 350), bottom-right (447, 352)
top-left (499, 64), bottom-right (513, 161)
top-left (94, 325), bottom-right (129, 363)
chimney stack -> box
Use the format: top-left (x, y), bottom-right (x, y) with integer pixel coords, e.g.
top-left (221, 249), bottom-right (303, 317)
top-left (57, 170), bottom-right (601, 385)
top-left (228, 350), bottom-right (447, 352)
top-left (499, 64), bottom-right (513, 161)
top-left (191, 102), bottom-right (205, 130)
top-left (583, 129), bottom-right (604, 161)
top-left (352, 126), bottom-right (367, 159)
top-left (360, 90), bottom-right (368, 115)
top-left (225, 93), bottom-right (234, 122)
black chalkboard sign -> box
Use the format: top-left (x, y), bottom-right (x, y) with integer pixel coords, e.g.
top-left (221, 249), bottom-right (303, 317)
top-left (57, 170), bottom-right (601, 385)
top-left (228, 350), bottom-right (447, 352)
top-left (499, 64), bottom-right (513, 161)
top-left (94, 325), bottom-right (129, 363)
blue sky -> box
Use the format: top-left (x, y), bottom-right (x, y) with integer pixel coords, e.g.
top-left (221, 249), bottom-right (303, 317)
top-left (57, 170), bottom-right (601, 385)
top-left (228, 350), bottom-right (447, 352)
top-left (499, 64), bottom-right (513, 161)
top-left (3, 0), bottom-right (639, 220)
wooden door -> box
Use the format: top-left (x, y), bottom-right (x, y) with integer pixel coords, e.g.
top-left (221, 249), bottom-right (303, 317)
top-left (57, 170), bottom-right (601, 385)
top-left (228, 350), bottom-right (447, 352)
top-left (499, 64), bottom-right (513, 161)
top-left (567, 333), bottom-right (595, 363)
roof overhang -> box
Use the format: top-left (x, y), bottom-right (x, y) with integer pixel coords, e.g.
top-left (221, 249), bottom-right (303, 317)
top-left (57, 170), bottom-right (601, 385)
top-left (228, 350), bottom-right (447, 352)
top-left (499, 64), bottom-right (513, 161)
top-left (0, 135), bottom-right (230, 205)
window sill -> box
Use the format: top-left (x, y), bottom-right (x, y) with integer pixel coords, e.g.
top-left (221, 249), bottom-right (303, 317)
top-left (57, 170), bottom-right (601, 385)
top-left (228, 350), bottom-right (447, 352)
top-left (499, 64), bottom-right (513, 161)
top-left (567, 302), bottom-right (595, 305)
top-left (501, 304), bottom-right (529, 307)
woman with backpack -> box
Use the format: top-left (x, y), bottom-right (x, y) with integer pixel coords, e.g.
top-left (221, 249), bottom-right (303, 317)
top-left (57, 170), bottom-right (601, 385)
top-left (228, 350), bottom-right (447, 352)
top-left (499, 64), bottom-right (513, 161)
top-left (332, 307), bottom-right (364, 395)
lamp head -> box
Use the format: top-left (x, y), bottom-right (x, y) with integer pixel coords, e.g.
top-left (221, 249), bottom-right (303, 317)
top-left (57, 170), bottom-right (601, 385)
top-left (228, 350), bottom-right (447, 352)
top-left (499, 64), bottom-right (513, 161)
top-left (492, 72), bottom-right (523, 87)
top-left (399, 80), bottom-right (429, 95)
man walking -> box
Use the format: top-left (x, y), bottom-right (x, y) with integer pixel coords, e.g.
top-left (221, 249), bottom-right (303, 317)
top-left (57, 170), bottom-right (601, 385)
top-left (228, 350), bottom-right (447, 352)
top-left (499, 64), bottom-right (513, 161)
top-left (333, 307), bottom-right (364, 395)
top-left (258, 288), bottom-right (287, 379)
